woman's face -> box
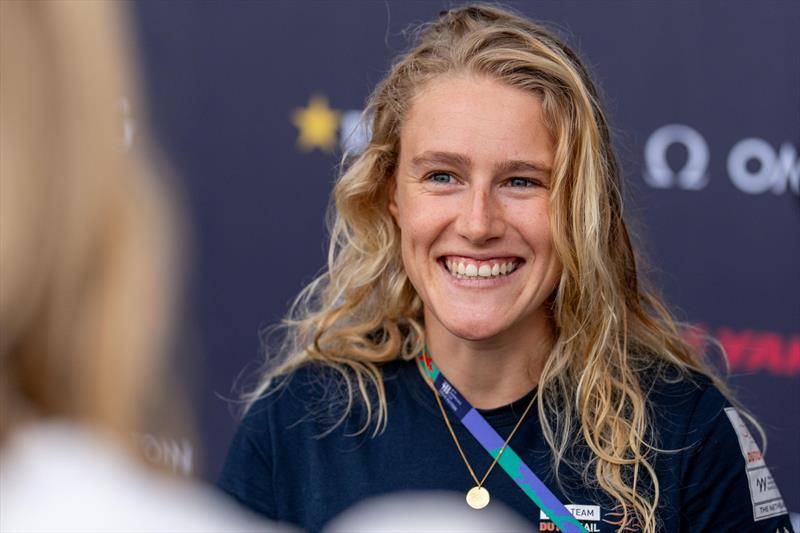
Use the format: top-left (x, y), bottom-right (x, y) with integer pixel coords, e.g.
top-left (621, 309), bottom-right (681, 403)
top-left (389, 74), bottom-right (562, 342)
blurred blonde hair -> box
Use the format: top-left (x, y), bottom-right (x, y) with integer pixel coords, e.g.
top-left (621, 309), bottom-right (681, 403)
top-left (0, 0), bottom-right (181, 445)
top-left (246, 5), bottom-right (741, 531)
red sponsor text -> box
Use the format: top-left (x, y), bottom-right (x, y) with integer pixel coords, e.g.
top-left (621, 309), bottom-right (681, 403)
top-left (685, 325), bottom-right (800, 377)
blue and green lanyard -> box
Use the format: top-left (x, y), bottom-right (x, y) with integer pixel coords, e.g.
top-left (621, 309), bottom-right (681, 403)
top-left (418, 349), bottom-right (587, 533)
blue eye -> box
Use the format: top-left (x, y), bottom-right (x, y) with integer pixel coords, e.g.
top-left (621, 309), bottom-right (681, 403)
top-left (427, 172), bottom-right (455, 184)
top-left (508, 177), bottom-right (539, 188)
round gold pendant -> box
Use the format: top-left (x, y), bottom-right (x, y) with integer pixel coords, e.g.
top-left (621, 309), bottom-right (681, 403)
top-left (466, 486), bottom-right (490, 509)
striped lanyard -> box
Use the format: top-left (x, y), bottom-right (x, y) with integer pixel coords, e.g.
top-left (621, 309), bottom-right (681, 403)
top-left (417, 350), bottom-right (587, 533)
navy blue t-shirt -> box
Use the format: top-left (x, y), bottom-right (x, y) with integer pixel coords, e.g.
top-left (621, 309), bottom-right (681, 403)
top-left (218, 359), bottom-right (793, 532)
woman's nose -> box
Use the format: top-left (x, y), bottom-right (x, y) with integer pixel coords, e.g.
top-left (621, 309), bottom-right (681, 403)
top-left (454, 185), bottom-right (505, 244)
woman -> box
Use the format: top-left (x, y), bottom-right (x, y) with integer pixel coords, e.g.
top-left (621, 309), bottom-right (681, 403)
top-left (219, 5), bottom-right (792, 532)
top-left (0, 2), bottom-right (273, 531)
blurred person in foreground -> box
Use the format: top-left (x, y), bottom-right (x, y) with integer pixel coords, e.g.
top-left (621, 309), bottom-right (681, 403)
top-left (0, 2), bottom-right (277, 531)
top-left (218, 5), bottom-right (793, 533)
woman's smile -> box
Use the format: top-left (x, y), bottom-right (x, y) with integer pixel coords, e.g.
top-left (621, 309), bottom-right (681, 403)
top-left (437, 256), bottom-right (524, 289)
top-left (441, 256), bottom-right (522, 279)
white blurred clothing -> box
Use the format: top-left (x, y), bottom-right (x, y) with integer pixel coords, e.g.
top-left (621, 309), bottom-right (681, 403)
top-left (0, 421), bottom-right (274, 533)
top-left (324, 491), bottom-right (531, 532)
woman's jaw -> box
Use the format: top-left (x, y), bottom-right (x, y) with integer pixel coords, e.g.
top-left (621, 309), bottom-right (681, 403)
top-left (421, 299), bottom-right (554, 409)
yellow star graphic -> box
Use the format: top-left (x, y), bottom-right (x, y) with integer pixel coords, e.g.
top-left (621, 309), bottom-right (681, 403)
top-left (291, 94), bottom-right (341, 153)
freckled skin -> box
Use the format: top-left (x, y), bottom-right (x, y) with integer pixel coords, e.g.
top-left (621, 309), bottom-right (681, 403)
top-left (389, 75), bottom-right (562, 346)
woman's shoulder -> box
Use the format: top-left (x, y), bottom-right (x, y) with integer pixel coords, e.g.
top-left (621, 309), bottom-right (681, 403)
top-left (643, 370), bottom-right (793, 529)
top-left (241, 362), bottom-right (343, 428)
top-left (241, 359), bottom-right (407, 433)
top-left (641, 365), bottom-right (734, 445)
top-left (642, 366), bottom-right (731, 436)
top-left (644, 364), bottom-right (725, 409)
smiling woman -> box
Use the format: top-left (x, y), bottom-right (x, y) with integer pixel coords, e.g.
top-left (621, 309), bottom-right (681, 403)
top-left (218, 5), bottom-right (793, 533)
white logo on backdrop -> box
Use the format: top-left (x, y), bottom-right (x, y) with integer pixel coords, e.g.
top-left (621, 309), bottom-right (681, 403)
top-left (340, 110), bottom-right (372, 155)
top-left (644, 124), bottom-right (799, 195)
top-left (644, 124), bottom-right (709, 190)
top-left (728, 139), bottom-right (799, 195)
top-left (135, 433), bottom-right (193, 476)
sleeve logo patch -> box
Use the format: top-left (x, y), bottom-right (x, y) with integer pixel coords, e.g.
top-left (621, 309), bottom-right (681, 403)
top-left (724, 407), bottom-right (788, 521)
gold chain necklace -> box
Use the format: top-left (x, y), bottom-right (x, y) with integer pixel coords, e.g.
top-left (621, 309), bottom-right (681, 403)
top-left (419, 359), bottom-right (538, 509)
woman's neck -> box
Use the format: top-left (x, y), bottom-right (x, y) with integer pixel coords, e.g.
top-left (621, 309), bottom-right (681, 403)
top-left (423, 310), bottom-right (554, 409)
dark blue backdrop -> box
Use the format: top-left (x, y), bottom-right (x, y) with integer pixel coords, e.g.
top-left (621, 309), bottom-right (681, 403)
top-left (132, 0), bottom-right (799, 519)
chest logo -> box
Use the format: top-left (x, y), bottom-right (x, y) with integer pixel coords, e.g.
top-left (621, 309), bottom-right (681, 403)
top-left (539, 504), bottom-right (601, 532)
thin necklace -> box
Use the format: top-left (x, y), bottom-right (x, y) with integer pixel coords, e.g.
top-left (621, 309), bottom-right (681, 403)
top-left (418, 357), bottom-right (538, 510)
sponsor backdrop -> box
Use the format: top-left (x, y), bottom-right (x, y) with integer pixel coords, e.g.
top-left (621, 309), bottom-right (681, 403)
top-left (132, 0), bottom-right (799, 522)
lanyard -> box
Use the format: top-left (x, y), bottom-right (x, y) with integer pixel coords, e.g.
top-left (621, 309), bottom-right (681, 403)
top-left (417, 350), bottom-right (588, 533)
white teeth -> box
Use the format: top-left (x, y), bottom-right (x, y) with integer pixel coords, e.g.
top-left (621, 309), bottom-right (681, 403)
top-left (444, 258), bottom-right (519, 279)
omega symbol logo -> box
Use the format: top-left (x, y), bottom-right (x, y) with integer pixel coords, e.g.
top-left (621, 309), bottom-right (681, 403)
top-left (644, 124), bottom-right (709, 190)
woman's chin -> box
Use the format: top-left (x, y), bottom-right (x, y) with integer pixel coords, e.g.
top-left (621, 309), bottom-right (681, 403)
top-left (440, 318), bottom-right (508, 342)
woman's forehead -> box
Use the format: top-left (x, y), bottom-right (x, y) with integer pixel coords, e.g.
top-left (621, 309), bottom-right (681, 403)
top-left (399, 75), bottom-right (554, 168)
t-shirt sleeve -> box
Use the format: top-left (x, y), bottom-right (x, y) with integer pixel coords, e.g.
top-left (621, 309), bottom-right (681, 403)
top-left (217, 403), bottom-right (277, 520)
top-left (679, 384), bottom-right (793, 532)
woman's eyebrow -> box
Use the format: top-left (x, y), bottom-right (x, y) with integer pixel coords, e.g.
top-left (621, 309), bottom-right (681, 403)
top-left (494, 159), bottom-right (551, 176)
top-left (410, 151), bottom-right (472, 170)
top-left (410, 151), bottom-right (551, 175)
